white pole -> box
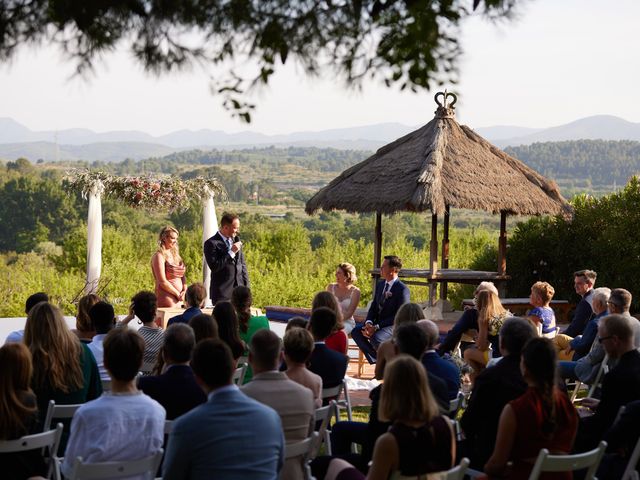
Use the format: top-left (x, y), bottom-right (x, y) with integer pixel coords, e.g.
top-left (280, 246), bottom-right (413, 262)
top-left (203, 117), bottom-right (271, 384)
top-left (202, 191), bottom-right (218, 307)
top-left (86, 183), bottom-right (103, 294)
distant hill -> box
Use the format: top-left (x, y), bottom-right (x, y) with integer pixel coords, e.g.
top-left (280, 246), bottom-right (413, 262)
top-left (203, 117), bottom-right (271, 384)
top-left (505, 140), bottom-right (640, 186)
top-left (2, 115), bottom-right (640, 162)
top-left (485, 115), bottom-right (640, 147)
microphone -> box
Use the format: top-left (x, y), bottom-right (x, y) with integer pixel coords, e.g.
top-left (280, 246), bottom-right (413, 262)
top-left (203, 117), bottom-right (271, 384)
top-left (233, 235), bottom-right (240, 244)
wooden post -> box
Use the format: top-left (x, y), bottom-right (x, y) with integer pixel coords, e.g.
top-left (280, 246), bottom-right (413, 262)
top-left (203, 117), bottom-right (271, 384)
top-left (440, 205), bottom-right (450, 300)
top-left (429, 213), bottom-right (438, 305)
top-left (497, 211), bottom-right (508, 295)
top-left (373, 212), bottom-right (382, 291)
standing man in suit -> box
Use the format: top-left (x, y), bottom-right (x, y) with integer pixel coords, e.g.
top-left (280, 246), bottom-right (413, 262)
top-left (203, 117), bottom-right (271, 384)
top-left (203, 212), bottom-right (250, 305)
top-left (351, 255), bottom-right (410, 364)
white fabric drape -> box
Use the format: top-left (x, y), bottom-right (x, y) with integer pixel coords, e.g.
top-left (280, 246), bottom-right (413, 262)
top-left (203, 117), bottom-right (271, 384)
top-left (202, 192), bottom-right (218, 306)
top-left (86, 184), bottom-right (103, 294)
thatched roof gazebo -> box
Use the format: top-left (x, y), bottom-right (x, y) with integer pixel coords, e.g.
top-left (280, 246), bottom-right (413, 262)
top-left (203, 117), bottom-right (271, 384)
top-left (306, 91), bottom-right (572, 303)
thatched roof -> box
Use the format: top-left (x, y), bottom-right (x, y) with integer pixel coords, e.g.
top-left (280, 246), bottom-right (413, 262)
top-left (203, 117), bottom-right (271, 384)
top-left (306, 94), bottom-right (572, 217)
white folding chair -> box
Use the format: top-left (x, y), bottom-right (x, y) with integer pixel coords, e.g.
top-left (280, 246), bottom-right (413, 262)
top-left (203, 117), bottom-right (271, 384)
top-left (431, 457), bottom-right (470, 480)
top-left (448, 392), bottom-right (464, 418)
top-left (322, 378), bottom-right (352, 422)
top-left (232, 363), bottom-right (248, 386)
top-left (622, 435), bottom-right (640, 480)
top-left (164, 420), bottom-right (173, 436)
top-left (67, 449), bottom-right (164, 480)
top-left (43, 400), bottom-right (83, 432)
top-left (0, 423), bottom-right (63, 480)
top-left (314, 400), bottom-right (335, 457)
top-left (284, 434), bottom-right (317, 480)
top-left (528, 441), bottom-right (607, 480)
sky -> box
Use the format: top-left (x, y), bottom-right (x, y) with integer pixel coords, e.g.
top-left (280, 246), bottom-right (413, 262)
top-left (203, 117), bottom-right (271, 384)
top-left (0, 0), bottom-right (638, 136)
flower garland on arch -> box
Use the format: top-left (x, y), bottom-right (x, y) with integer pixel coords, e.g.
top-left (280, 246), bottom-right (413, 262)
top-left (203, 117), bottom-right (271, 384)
top-left (64, 170), bottom-right (227, 212)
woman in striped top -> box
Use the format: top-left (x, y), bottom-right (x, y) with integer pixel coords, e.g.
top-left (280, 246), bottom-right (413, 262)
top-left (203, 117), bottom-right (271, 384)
top-left (119, 291), bottom-right (164, 374)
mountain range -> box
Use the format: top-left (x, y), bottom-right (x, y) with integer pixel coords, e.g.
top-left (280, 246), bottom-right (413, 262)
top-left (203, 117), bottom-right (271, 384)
top-left (1, 114), bottom-right (639, 162)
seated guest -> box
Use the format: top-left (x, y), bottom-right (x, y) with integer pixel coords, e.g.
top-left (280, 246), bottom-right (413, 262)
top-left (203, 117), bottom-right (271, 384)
top-left (119, 291), bottom-right (164, 374)
top-left (87, 301), bottom-right (117, 382)
top-left (5, 291), bottom-right (49, 343)
top-left (232, 285), bottom-right (270, 382)
top-left (313, 290), bottom-right (348, 355)
top-left (563, 269), bottom-right (597, 338)
top-left (555, 287), bottom-right (610, 361)
top-left (437, 281), bottom-right (498, 356)
top-left (24, 302), bottom-right (101, 433)
top-left (138, 323), bottom-right (206, 419)
top-left (575, 313), bottom-right (640, 452)
top-left (188, 313), bottom-right (218, 343)
top-left (598, 399), bottom-right (640, 480)
top-left (460, 317), bottom-right (537, 469)
top-left (463, 289), bottom-right (510, 375)
top-left (559, 288), bottom-right (634, 383)
top-left (307, 307), bottom-right (349, 390)
top-left (285, 316), bottom-right (309, 332)
top-left (168, 283), bottom-right (206, 326)
top-left (213, 301), bottom-right (246, 363)
top-left (163, 339), bottom-right (284, 479)
top-left (0, 343), bottom-right (47, 479)
top-left (61, 329), bottom-right (165, 477)
top-left (484, 338), bottom-right (578, 478)
top-left (241, 330), bottom-right (315, 480)
top-left (319, 323), bottom-right (449, 478)
top-left (375, 302), bottom-right (425, 380)
top-left (352, 255), bottom-right (410, 364)
top-left (326, 262), bottom-right (361, 335)
top-left (325, 355), bottom-right (455, 480)
top-left (527, 281), bottom-right (557, 337)
top-left (419, 319), bottom-right (460, 400)
top-left (284, 327), bottom-right (323, 407)
top-left (73, 293), bottom-right (100, 343)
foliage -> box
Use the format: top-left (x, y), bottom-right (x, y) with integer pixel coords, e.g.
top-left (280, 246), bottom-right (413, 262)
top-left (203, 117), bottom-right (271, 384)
top-left (63, 170), bottom-right (226, 212)
top-left (0, 0), bottom-right (516, 121)
top-left (479, 176), bottom-right (640, 309)
top-left (505, 140), bottom-right (640, 187)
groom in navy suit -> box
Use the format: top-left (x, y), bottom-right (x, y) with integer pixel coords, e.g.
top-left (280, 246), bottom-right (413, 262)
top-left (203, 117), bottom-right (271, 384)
top-left (352, 255), bottom-right (410, 364)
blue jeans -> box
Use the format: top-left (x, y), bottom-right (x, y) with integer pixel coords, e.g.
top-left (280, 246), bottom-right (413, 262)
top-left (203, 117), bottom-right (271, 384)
top-left (558, 361), bottom-right (578, 381)
top-left (351, 323), bottom-right (393, 364)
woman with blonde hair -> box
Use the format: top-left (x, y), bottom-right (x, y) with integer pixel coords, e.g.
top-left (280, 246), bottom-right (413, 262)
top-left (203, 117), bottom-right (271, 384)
top-left (374, 302), bottom-right (425, 380)
top-left (151, 225), bottom-right (186, 308)
top-left (0, 342), bottom-right (49, 477)
top-left (326, 263), bottom-right (361, 335)
top-left (24, 302), bottom-right (101, 427)
top-left (312, 290), bottom-right (348, 354)
top-left (73, 293), bottom-right (100, 343)
top-left (527, 281), bottom-right (557, 338)
top-left (326, 355), bottom-right (455, 480)
top-left (463, 289), bottom-right (510, 375)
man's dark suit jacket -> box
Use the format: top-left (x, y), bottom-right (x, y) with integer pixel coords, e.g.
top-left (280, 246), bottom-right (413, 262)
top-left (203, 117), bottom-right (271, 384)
top-left (308, 343), bottom-right (348, 389)
top-left (365, 279), bottom-right (410, 329)
top-left (578, 349), bottom-right (640, 451)
top-left (460, 354), bottom-right (528, 469)
top-left (564, 289), bottom-right (594, 338)
top-left (203, 232), bottom-right (250, 303)
top-left (138, 365), bottom-right (206, 420)
top-left (422, 351), bottom-right (461, 400)
top-left (597, 399), bottom-right (640, 480)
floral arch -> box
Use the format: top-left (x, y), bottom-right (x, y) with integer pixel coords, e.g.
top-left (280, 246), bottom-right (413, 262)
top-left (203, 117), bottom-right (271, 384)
top-left (64, 170), bottom-right (227, 300)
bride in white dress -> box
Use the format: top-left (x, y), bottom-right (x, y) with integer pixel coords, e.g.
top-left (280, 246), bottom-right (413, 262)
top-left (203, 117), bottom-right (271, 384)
top-left (326, 263), bottom-right (361, 335)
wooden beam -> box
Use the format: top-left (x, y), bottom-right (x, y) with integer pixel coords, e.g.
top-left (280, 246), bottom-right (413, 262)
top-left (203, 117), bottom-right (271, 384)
top-left (498, 211), bottom-right (507, 276)
top-left (429, 213), bottom-right (438, 305)
top-left (373, 212), bottom-right (382, 289)
top-left (441, 205), bottom-right (450, 300)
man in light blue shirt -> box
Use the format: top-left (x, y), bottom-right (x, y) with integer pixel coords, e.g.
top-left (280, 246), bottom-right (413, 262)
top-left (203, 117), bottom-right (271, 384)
top-left (87, 301), bottom-right (116, 381)
top-left (163, 339), bottom-right (284, 480)
top-left (4, 292), bottom-right (48, 343)
top-left (61, 328), bottom-right (165, 479)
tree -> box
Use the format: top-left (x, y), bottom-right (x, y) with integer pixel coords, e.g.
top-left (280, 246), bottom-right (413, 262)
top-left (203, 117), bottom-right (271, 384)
top-left (0, 0), bottom-right (516, 121)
